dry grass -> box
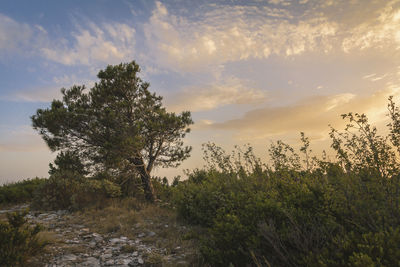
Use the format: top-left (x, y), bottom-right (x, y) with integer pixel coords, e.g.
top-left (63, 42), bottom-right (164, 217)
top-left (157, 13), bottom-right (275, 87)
top-left (145, 251), bottom-right (164, 265)
top-left (37, 230), bottom-right (60, 245)
top-left (0, 213), bottom-right (7, 221)
top-left (63, 244), bottom-right (89, 254)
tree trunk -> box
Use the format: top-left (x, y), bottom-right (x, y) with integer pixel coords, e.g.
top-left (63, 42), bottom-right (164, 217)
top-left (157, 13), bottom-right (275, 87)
top-left (138, 166), bottom-right (156, 202)
top-left (130, 157), bottom-right (157, 202)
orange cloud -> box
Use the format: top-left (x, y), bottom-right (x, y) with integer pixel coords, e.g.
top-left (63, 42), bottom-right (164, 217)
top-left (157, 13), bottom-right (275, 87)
top-left (206, 87), bottom-right (400, 140)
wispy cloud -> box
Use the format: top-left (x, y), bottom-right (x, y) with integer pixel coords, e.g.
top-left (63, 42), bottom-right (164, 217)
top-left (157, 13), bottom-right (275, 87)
top-left (0, 13), bottom-right (136, 67)
top-left (342, 0), bottom-right (400, 52)
top-left (0, 14), bottom-right (46, 57)
top-left (206, 87), bottom-right (399, 140)
top-left (166, 76), bottom-right (266, 112)
top-left (42, 21), bottom-right (136, 66)
top-left (143, 2), bottom-right (338, 71)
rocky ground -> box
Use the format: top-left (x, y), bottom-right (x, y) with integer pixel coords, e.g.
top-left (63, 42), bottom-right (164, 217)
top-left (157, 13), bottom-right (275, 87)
top-left (1, 204), bottom-right (197, 267)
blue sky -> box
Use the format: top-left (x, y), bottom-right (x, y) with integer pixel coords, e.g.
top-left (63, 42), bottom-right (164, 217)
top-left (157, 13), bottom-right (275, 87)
top-left (1, 0), bottom-right (400, 183)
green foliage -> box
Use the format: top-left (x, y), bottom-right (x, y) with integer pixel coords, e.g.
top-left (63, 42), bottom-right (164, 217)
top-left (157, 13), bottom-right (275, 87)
top-left (49, 151), bottom-right (88, 176)
top-left (32, 171), bottom-right (121, 211)
top-left (0, 210), bottom-right (45, 266)
top-left (175, 168), bottom-right (338, 266)
top-left (173, 97), bottom-right (400, 266)
top-left (151, 176), bottom-right (174, 202)
top-left (329, 112), bottom-right (398, 178)
top-left (0, 178), bottom-right (46, 205)
top-left (31, 61), bottom-right (193, 201)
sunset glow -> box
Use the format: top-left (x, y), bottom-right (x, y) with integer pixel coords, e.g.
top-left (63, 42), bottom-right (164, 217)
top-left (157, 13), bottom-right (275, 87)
top-left (1, 0), bottom-right (400, 182)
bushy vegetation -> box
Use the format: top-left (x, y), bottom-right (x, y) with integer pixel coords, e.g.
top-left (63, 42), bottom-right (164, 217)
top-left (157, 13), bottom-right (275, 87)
top-left (32, 170), bottom-right (122, 211)
top-left (0, 210), bottom-right (45, 266)
top-left (0, 178), bottom-right (46, 205)
top-left (173, 97), bottom-right (400, 266)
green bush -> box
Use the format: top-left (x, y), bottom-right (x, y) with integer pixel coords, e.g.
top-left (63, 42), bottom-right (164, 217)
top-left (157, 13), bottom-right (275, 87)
top-left (0, 210), bottom-right (45, 266)
top-left (151, 176), bottom-right (174, 202)
top-left (173, 101), bottom-right (400, 267)
top-left (0, 178), bottom-right (46, 205)
top-left (32, 171), bottom-right (122, 211)
top-left (174, 169), bottom-right (338, 266)
top-left (175, 164), bottom-right (400, 266)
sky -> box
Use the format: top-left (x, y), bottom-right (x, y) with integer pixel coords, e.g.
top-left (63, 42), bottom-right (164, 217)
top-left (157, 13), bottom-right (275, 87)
top-left (1, 0), bottom-right (400, 183)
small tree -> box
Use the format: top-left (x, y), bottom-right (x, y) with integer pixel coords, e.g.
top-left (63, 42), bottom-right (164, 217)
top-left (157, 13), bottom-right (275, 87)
top-left (32, 61), bottom-right (193, 201)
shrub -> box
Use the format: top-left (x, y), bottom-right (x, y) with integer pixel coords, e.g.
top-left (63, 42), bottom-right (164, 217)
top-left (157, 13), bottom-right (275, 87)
top-left (173, 97), bottom-right (400, 266)
top-left (0, 210), bottom-right (45, 266)
top-left (152, 176), bottom-right (174, 202)
top-left (175, 169), bottom-right (339, 266)
top-left (175, 163), bottom-right (400, 266)
top-left (0, 178), bottom-right (46, 205)
top-left (32, 171), bottom-right (122, 211)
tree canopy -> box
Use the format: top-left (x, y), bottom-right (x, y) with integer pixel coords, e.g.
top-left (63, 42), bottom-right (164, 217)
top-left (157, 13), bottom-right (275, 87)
top-left (32, 61), bottom-right (193, 201)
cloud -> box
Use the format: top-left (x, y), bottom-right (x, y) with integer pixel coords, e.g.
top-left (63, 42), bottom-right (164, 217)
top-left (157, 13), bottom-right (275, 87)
top-left (342, 0), bottom-right (400, 52)
top-left (207, 87), bottom-right (399, 140)
top-left (141, 1), bottom-right (400, 72)
top-left (42, 21), bottom-right (136, 66)
top-left (165, 76), bottom-right (266, 112)
top-left (0, 13), bottom-right (136, 67)
top-left (0, 14), bottom-right (46, 57)
top-left (143, 2), bottom-right (338, 71)
top-left (268, 0), bottom-right (291, 5)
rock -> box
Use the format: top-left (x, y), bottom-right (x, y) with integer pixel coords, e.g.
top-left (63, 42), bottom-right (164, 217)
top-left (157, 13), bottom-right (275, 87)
top-left (138, 257), bottom-right (144, 264)
top-left (138, 233), bottom-right (145, 238)
top-left (116, 258), bottom-right (132, 265)
top-left (100, 253), bottom-right (112, 261)
top-left (82, 257), bottom-right (100, 266)
top-left (92, 233), bottom-right (103, 242)
top-left (148, 231), bottom-right (156, 237)
top-left (92, 251), bottom-right (101, 257)
top-left (66, 239), bottom-right (80, 244)
top-left (62, 254), bottom-right (77, 261)
top-left (104, 259), bottom-right (115, 265)
top-left (103, 248), bottom-right (113, 255)
top-left (43, 214), bottom-right (58, 221)
top-left (56, 210), bottom-right (67, 216)
top-left (132, 251), bottom-right (138, 257)
top-left (110, 237), bottom-right (122, 244)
